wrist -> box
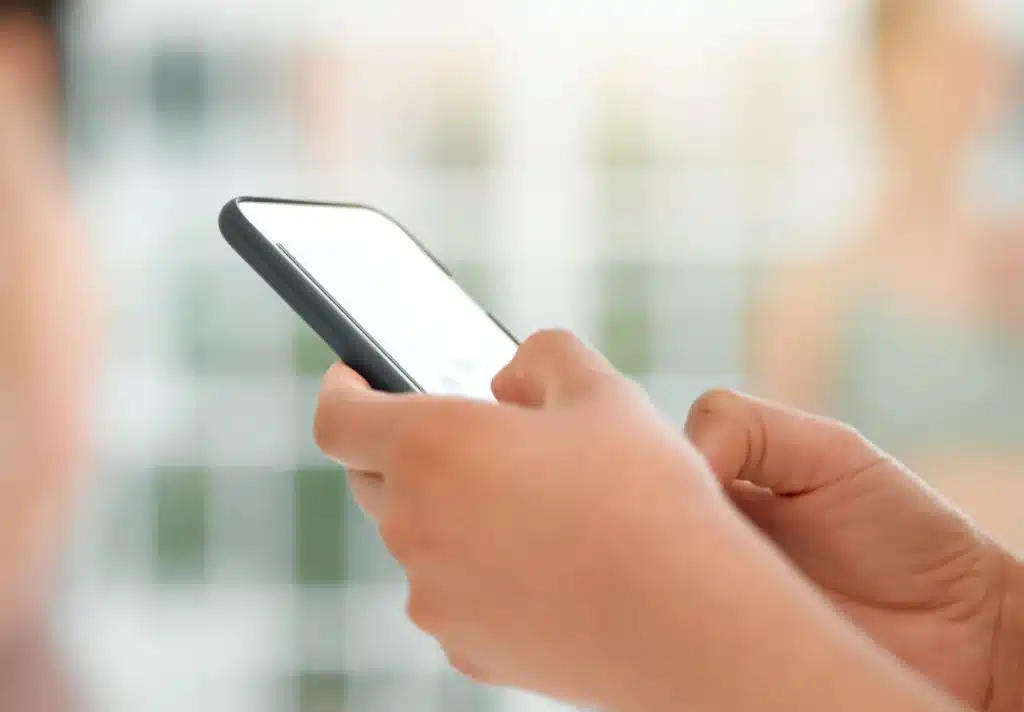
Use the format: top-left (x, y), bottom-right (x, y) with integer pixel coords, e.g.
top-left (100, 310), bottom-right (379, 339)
top-left (601, 509), bottom-right (956, 712)
top-left (986, 553), bottom-right (1024, 712)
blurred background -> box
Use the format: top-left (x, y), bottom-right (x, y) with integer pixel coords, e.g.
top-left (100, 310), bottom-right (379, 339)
top-left (1, 0), bottom-right (1023, 710)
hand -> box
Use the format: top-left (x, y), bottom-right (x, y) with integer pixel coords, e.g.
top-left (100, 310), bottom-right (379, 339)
top-left (315, 332), bottom-right (966, 712)
top-left (315, 331), bottom-right (735, 707)
top-left (686, 391), bottom-right (1022, 712)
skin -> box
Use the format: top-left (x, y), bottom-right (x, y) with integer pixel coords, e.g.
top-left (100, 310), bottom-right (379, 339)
top-left (686, 390), bottom-right (1024, 712)
top-left (315, 330), bottom-right (999, 712)
top-left (0, 12), bottom-right (97, 644)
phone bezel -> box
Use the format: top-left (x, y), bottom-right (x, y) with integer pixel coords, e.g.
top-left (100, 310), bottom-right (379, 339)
top-left (218, 196), bottom-right (518, 395)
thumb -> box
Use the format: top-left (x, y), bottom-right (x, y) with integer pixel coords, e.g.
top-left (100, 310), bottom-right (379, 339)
top-left (491, 329), bottom-right (617, 408)
top-left (684, 390), bottom-right (884, 495)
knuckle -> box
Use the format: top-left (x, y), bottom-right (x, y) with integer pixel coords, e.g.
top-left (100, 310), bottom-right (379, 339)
top-left (489, 366), bottom-right (517, 400)
top-left (312, 397), bottom-right (339, 457)
top-left (404, 590), bottom-right (430, 631)
top-left (379, 516), bottom-right (420, 562)
top-left (522, 328), bottom-right (578, 355)
top-left (447, 653), bottom-right (490, 684)
top-left (405, 587), bottom-right (444, 635)
top-left (829, 420), bottom-right (869, 450)
top-left (322, 361), bottom-right (349, 386)
top-left (347, 471), bottom-right (386, 520)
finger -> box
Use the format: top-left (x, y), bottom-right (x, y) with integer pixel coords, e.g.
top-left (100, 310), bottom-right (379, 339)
top-left (685, 390), bottom-right (884, 495)
top-left (491, 329), bottom-right (616, 407)
top-left (726, 481), bottom-right (784, 533)
top-left (317, 365), bottom-right (503, 477)
top-left (314, 366), bottom-right (408, 472)
top-left (325, 361), bottom-right (370, 390)
top-left (347, 470), bottom-right (389, 521)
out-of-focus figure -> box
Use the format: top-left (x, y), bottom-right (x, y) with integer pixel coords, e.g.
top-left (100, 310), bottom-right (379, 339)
top-left (0, 0), bottom-right (97, 645)
top-left (0, 626), bottom-right (80, 712)
top-left (752, 0), bottom-right (1024, 547)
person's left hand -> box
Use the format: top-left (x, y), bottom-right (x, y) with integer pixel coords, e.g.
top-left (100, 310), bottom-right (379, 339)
top-left (685, 391), bottom-right (1017, 712)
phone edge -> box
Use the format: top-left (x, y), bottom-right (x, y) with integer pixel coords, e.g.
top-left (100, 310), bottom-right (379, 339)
top-left (218, 197), bottom-right (422, 394)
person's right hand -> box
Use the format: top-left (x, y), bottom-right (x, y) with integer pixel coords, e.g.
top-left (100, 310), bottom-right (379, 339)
top-left (686, 391), bottom-right (1024, 712)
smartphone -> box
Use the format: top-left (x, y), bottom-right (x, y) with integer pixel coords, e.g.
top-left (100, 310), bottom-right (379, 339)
top-left (218, 197), bottom-right (519, 401)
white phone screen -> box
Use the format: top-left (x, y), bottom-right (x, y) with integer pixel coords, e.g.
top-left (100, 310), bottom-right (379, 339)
top-left (238, 201), bottom-right (518, 401)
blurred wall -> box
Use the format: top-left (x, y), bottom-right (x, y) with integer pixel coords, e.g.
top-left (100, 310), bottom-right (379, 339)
top-left (53, 1), bottom-right (1024, 711)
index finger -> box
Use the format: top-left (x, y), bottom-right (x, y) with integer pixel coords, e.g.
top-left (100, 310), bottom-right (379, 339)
top-left (315, 364), bottom-right (508, 476)
top-left (491, 329), bottom-right (617, 408)
top-left (315, 365), bottom-right (410, 472)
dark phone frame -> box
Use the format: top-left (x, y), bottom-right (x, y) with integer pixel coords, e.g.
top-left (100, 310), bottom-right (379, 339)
top-left (219, 196), bottom-right (519, 394)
